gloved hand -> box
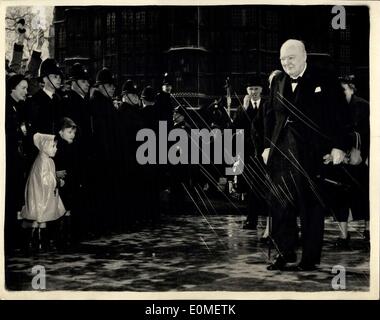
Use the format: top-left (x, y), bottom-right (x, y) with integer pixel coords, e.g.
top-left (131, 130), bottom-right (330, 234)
top-left (323, 148), bottom-right (346, 165)
top-left (262, 148), bottom-right (270, 165)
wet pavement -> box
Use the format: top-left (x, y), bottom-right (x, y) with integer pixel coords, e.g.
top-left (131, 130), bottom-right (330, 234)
top-left (5, 215), bottom-right (370, 292)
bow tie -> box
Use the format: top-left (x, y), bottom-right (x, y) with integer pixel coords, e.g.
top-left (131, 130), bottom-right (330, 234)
top-left (290, 77), bottom-right (301, 84)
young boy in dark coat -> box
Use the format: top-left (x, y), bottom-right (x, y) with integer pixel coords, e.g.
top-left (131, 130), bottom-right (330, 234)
top-left (53, 117), bottom-right (79, 248)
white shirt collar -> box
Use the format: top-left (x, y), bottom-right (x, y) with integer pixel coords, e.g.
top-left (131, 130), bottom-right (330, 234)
top-left (244, 97), bottom-right (261, 110)
top-left (43, 87), bottom-right (55, 99)
top-left (251, 98), bottom-right (261, 108)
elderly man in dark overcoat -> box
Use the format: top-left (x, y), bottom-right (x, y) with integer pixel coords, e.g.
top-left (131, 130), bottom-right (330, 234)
top-left (263, 39), bottom-right (350, 271)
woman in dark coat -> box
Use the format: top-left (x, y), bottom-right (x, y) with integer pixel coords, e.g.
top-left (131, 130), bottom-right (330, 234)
top-left (5, 75), bottom-right (29, 253)
top-left (333, 79), bottom-right (370, 247)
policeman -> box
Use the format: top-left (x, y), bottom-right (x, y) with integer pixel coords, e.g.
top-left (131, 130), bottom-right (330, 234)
top-left (89, 67), bottom-right (121, 234)
top-left (27, 58), bottom-right (64, 135)
top-left (156, 72), bottom-right (174, 129)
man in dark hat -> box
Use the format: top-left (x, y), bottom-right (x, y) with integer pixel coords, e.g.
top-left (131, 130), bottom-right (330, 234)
top-left (233, 75), bottom-right (268, 231)
top-left (63, 63), bottom-right (92, 137)
top-left (116, 79), bottom-right (146, 230)
top-left (61, 63), bottom-right (94, 239)
top-left (141, 85), bottom-right (156, 104)
top-left (139, 85), bottom-right (161, 226)
top-left (94, 67), bottom-right (116, 99)
top-left (140, 85), bottom-right (158, 131)
top-left (169, 105), bottom-right (193, 213)
top-left (156, 72), bottom-right (174, 129)
top-left (121, 79), bottom-right (141, 108)
top-left (157, 74), bottom-right (187, 214)
top-left (89, 67), bottom-right (122, 234)
top-left (162, 73), bottom-right (173, 94)
top-left (26, 58), bottom-right (64, 135)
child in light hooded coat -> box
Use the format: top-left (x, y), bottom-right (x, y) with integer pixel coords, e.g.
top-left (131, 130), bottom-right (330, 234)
top-left (21, 133), bottom-right (65, 251)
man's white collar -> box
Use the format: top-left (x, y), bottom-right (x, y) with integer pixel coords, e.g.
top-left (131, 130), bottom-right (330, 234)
top-left (251, 98), bottom-right (261, 106)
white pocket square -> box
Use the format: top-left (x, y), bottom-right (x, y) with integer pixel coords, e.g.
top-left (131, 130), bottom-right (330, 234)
top-left (315, 86), bottom-right (322, 93)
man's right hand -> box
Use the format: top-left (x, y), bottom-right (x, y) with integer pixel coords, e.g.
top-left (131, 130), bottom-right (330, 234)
top-left (243, 95), bottom-right (250, 109)
top-left (262, 148), bottom-right (270, 165)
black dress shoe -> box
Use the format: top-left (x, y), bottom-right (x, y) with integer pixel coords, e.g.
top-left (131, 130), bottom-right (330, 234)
top-left (267, 251), bottom-right (298, 271)
top-left (286, 263), bottom-right (317, 272)
top-left (267, 257), bottom-right (286, 270)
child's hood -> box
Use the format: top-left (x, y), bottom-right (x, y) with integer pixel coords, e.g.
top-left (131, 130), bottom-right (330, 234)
top-left (33, 133), bottom-right (56, 153)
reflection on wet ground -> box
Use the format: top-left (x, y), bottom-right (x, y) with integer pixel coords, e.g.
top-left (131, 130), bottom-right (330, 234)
top-left (5, 215), bottom-right (369, 291)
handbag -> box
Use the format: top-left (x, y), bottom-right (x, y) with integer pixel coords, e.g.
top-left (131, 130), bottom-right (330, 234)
top-left (347, 131), bottom-right (362, 165)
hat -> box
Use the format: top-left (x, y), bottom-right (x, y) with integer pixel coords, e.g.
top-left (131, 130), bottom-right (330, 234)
top-left (33, 133), bottom-right (56, 153)
top-left (39, 58), bottom-right (63, 79)
top-left (121, 79), bottom-right (137, 95)
top-left (7, 74), bottom-right (27, 93)
top-left (95, 67), bottom-right (115, 86)
top-left (69, 63), bottom-right (90, 81)
top-left (162, 72), bottom-right (172, 86)
top-left (141, 86), bottom-right (155, 102)
top-left (246, 75), bottom-right (263, 88)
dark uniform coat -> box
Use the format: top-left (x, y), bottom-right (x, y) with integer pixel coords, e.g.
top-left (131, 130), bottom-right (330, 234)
top-left (118, 101), bottom-right (146, 229)
top-left (27, 89), bottom-right (63, 135)
top-left (233, 98), bottom-right (269, 223)
top-left (89, 89), bottom-right (122, 233)
top-left (156, 91), bottom-right (174, 129)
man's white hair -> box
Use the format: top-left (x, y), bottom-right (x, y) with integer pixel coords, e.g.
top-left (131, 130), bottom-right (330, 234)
top-left (281, 39), bottom-right (307, 54)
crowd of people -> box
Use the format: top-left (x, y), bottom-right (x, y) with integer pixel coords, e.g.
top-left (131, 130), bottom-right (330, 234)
top-left (5, 27), bottom-right (370, 272)
top-left (5, 27), bottom-right (187, 254)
